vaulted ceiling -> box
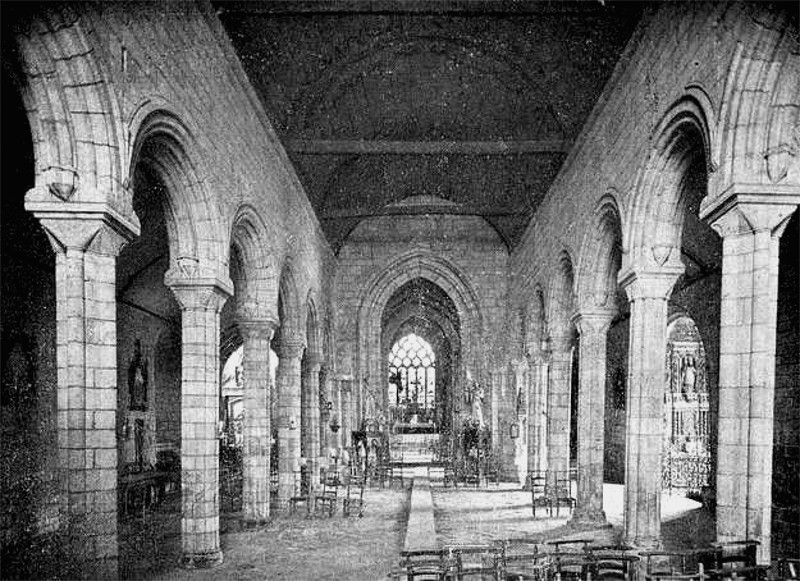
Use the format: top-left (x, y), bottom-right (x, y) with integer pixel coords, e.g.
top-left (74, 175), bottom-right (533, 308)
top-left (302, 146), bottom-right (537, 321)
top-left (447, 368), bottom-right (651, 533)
top-left (217, 1), bottom-right (643, 251)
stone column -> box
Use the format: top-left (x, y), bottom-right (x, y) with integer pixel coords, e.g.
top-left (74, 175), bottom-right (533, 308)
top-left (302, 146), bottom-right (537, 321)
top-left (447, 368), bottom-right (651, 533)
top-left (239, 318), bottom-right (277, 523)
top-left (302, 352), bottom-right (323, 490)
top-left (275, 337), bottom-right (304, 507)
top-left (167, 275), bottom-right (230, 567)
top-left (318, 365), bottom-right (330, 470)
top-left (527, 355), bottom-right (549, 479)
top-left (571, 310), bottom-right (615, 525)
top-left (29, 208), bottom-right (136, 579)
top-left (330, 377), bottom-right (343, 450)
top-left (707, 197), bottom-right (798, 563)
top-left (167, 275), bottom-right (231, 568)
top-left (341, 380), bottom-right (353, 449)
top-left (547, 332), bottom-right (573, 493)
top-left (619, 266), bottom-right (681, 549)
top-left (511, 359), bottom-right (529, 485)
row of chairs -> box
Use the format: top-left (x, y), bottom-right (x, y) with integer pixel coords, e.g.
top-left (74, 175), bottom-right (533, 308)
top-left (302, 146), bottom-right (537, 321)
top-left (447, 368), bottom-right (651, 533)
top-left (288, 473), bottom-right (365, 517)
top-left (529, 471), bottom-right (576, 518)
top-left (390, 538), bottom-right (636, 581)
top-left (390, 538), bottom-right (800, 581)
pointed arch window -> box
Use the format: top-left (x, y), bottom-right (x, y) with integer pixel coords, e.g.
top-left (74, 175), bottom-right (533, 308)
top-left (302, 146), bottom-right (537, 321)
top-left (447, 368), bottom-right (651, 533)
top-left (388, 333), bottom-right (436, 409)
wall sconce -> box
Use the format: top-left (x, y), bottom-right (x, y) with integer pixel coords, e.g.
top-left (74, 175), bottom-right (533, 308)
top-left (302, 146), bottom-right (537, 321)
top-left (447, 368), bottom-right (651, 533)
top-left (329, 415), bottom-right (340, 433)
top-left (509, 422), bottom-right (520, 439)
top-left (289, 417), bottom-right (298, 430)
top-left (540, 335), bottom-right (551, 354)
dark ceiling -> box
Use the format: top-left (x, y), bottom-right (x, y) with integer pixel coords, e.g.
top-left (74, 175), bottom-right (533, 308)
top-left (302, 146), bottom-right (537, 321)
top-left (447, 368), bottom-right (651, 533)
top-left (217, 1), bottom-right (643, 251)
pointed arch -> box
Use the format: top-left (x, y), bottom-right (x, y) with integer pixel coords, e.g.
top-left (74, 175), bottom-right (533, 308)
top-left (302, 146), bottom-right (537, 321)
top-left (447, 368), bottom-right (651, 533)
top-left (627, 94), bottom-right (715, 273)
top-left (548, 250), bottom-right (577, 338)
top-left (577, 192), bottom-right (625, 311)
top-left (11, 7), bottom-right (128, 212)
top-left (230, 203), bottom-right (278, 321)
top-left (356, 251), bottom-right (482, 405)
top-left (129, 107), bottom-right (226, 280)
top-left (306, 289), bottom-right (321, 355)
top-left (277, 258), bottom-right (304, 341)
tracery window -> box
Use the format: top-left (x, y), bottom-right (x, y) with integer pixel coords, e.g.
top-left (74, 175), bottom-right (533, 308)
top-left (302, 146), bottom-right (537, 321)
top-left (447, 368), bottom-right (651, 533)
top-left (388, 333), bottom-right (436, 409)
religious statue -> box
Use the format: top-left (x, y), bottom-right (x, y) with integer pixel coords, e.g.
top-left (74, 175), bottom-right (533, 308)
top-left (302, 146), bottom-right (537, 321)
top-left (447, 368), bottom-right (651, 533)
top-left (681, 355), bottom-right (697, 398)
top-left (469, 379), bottom-right (485, 428)
top-left (128, 339), bottom-right (148, 411)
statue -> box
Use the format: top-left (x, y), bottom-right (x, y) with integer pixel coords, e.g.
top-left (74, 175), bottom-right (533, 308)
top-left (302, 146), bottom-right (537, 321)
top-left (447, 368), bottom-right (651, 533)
top-left (128, 339), bottom-right (148, 411)
top-left (681, 355), bottom-right (697, 398)
top-left (469, 379), bottom-right (485, 429)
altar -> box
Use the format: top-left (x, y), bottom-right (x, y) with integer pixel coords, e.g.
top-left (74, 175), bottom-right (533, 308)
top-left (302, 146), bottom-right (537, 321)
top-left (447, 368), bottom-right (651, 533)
top-left (393, 421), bottom-right (437, 434)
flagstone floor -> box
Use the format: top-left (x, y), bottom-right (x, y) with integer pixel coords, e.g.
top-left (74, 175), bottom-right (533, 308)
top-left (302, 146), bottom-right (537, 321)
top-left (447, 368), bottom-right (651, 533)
top-left (120, 482), bottom-right (714, 580)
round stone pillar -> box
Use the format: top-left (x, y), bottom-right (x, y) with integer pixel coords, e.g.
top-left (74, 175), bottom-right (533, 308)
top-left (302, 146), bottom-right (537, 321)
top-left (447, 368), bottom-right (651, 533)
top-left (275, 336), bottom-right (305, 508)
top-left (238, 318), bottom-right (278, 523)
top-left (167, 274), bottom-right (232, 568)
top-left (620, 266), bottom-right (681, 550)
top-left (571, 309), bottom-right (615, 525)
top-left (28, 207), bottom-right (137, 579)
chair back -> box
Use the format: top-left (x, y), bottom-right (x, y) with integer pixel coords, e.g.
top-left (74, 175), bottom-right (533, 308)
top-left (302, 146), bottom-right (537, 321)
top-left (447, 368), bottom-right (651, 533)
top-left (502, 538), bottom-right (547, 581)
top-left (778, 558), bottom-right (800, 580)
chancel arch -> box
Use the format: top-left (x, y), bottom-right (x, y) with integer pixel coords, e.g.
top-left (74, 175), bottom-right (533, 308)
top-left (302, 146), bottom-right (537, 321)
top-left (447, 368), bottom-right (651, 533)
top-left (356, 252), bottom-right (483, 435)
top-left (380, 278), bottom-right (461, 440)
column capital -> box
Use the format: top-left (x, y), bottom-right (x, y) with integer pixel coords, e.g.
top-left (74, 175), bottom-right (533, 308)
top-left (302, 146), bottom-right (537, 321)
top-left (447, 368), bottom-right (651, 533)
top-left (166, 276), bottom-right (233, 313)
top-left (704, 192), bottom-right (799, 239)
top-left (27, 200), bottom-right (139, 256)
top-left (700, 183), bottom-right (800, 236)
top-left (238, 318), bottom-right (279, 341)
top-left (570, 309), bottom-right (615, 337)
top-left (618, 265), bottom-right (683, 303)
top-left (277, 335), bottom-right (306, 360)
top-left (303, 351), bottom-right (325, 370)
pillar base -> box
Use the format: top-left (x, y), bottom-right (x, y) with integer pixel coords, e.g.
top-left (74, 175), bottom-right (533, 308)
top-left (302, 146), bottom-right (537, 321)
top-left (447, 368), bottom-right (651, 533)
top-left (181, 549), bottom-right (224, 569)
top-left (569, 508), bottom-right (608, 528)
top-left (624, 536), bottom-right (662, 552)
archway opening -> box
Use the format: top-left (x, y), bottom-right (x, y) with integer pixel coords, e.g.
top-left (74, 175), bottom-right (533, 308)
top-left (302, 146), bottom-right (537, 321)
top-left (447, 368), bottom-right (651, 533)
top-left (116, 139), bottom-right (184, 575)
top-left (380, 278), bottom-right (460, 454)
top-left (772, 209), bottom-right (799, 558)
top-left (1, 69), bottom-right (59, 578)
top-left (665, 141), bottom-right (720, 510)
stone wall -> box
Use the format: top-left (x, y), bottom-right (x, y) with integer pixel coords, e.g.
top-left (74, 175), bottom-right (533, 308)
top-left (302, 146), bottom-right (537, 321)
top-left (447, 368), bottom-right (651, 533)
top-left (334, 208), bottom-right (508, 436)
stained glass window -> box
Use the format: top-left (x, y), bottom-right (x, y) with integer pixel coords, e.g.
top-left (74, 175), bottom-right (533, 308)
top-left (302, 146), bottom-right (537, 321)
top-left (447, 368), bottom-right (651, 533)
top-left (388, 333), bottom-right (436, 409)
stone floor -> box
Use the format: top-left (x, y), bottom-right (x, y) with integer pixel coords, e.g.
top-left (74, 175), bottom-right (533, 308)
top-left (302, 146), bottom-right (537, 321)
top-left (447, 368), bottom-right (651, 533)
top-left (434, 483), bottom-right (715, 549)
top-left (120, 487), bottom-right (410, 580)
top-left (119, 482), bottom-right (715, 580)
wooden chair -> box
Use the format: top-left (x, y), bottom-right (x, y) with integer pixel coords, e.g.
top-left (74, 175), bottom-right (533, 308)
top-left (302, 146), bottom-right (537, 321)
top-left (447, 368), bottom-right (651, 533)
top-left (529, 472), bottom-right (551, 518)
top-left (501, 538), bottom-right (548, 581)
top-left (551, 473), bottom-right (576, 517)
top-left (288, 472), bottom-right (311, 516)
top-left (395, 549), bottom-right (450, 581)
top-left (314, 475), bottom-right (338, 517)
top-left (707, 541), bottom-right (768, 581)
top-left (588, 551), bottom-right (639, 581)
top-left (777, 558), bottom-right (800, 580)
top-left (445, 543), bottom-right (501, 580)
top-left (644, 550), bottom-right (711, 581)
top-left (546, 539), bottom-right (592, 581)
top-left (343, 477), bottom-right (365, 517)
